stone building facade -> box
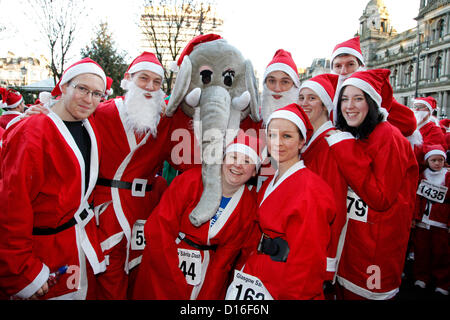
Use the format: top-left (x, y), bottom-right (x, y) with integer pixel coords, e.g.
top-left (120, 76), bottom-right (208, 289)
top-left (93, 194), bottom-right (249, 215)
top-left (360, 0), bottom-right (450, 117)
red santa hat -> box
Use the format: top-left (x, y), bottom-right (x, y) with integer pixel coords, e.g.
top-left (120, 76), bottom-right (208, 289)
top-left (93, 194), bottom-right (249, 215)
top-left (104, 76), bottom-right (114, 98)
top-left (263, 49), bottom-right (300, 88)
top-left (339, 69), bottom-right (392, 115)
top-left (225, 131), bottom-right (262, 169)
top-left (266, 103), bottom-right (314, 143)
top-left (126, 52), bottom-right (165, 78)
top-left (0, 88), bottom-right (24, 109)
top-left (177, 33), bottom-right (223, 67)
top-left (51, 58), bottom-right (106, 97)
top-left (424, 144), bottom-right (447, 161)
top-left (299, 73), bottom-right (339, 114)
top-left (413, 96), bottom-right (437, 113)
top-left (331, 36), bottom-right (365, 67)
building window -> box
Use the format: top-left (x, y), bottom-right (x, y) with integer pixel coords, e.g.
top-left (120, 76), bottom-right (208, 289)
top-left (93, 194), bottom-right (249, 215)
top-left (391, 68), bottom-right (398, 87)
top-left (435, 56), bottom-right (442, 79)
top-left (438, 19), bottom-right (445, 38)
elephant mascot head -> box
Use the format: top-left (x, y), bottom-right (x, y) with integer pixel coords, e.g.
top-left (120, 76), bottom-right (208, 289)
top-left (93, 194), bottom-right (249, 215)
top-left (166, 34), bottom-right (260, 227)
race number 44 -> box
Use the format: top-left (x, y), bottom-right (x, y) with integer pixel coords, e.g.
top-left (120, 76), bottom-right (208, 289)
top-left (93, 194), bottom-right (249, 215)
top-left (177, 248), bottom-right (202, 286)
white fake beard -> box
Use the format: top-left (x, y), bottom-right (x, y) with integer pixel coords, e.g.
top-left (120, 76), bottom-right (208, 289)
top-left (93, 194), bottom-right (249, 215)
top-left (424, 168), bottom-right (446, 186)
top-left (414, 110), bottom-right (429, 127)
top-left (261, 85), bottom-right (300, 126)
top-left (122, 80), bottom-right (164, 138)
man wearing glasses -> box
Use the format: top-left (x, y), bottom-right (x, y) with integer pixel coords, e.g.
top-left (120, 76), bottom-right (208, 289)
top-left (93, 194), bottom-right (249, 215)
top-left (0, 58), bottom-right (107, 300)
top-left (92, 52), bottom-right (194, 300)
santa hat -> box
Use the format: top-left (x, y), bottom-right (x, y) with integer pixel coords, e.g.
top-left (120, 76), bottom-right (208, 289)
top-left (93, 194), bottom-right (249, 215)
top-left (424, 144), bottom-right (447, 161)
top-left (177, 33), bottom-right (223, 67)
top-left (266, 103), bottom-right (314, 143)
top-left (0, 88), bottom-right (24, 109)
top-left (51, 58), bottom-right (106, 97)
top-left (339, 69), bottom-right (392, 115)
top-left (104, 76), bottom-right (114, 98)
top-left (331, 36), bottom-right (365, 67)
top-left (263, 49), bottom-right (300, 88)
top-left (299, 73), bottom-right (339, 114)
top-left (413, 96), bottom-right (437, 113)
top-left (225, 131), bottom-right (262, 169)
top-left (126, 52), bottom-right (164, 79)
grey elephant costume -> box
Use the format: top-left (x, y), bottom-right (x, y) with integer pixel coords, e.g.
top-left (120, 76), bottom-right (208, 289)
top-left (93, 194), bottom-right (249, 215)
top-left (166, 34), bottom-right (260, 227)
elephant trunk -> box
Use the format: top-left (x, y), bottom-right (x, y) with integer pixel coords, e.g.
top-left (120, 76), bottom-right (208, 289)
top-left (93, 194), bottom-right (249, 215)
top-left (189, 86), bottom-right (231, 227)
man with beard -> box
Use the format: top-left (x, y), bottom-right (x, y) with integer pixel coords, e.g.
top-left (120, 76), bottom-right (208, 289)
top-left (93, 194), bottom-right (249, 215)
top-left (330, 36), bottom-right (417, 137)
top-left (410, 96), bottom-right (447, 170)
top-left (240, 49), bottom-right (301, 191)
top-left (92, 52), bottom-right (194, 299)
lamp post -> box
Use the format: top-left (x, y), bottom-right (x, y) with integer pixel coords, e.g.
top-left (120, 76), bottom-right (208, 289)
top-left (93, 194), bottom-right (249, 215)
top-left (414, 31), bottom-right (429, 98)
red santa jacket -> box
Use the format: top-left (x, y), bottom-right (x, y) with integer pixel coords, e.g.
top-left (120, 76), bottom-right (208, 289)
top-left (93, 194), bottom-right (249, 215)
top-left (386, 99), bottom-right (417, 137)
top-left (414, 168), bottom-right (450, 229)
top-left (0, 111), bottom-right (21, 130)
top-left (132, 167), bottom-right (258, 300)
top-left (301, 121), bottom-right (348, 280)
top-left (242, 161), bottom-right (335, 300)
top-left (0, 112), bottom-right (105, 299)
top-left (326, 121), bottom-right (419, 299)
top-left (92, 98), bottom-right (198, 273)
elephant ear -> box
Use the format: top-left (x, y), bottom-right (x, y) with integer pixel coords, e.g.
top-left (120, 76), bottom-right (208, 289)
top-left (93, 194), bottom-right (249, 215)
top-left (245, 59), bottom-right (261, 122)
top-left (166, 56), bottom-right (192, 116)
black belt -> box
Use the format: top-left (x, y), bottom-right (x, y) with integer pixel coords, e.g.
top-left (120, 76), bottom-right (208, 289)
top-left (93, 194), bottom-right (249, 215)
top-left (97, 178), bottom-right (152, 192)
top-left (32, 208), bottom-right (90, 236)
top-left (177, 233), bottom-right (217, 251)
top-left (257, 234), bottom-right (289, 262)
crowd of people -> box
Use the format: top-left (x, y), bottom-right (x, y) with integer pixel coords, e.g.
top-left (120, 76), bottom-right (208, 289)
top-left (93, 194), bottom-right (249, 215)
top-left (0, 33), bottom-right (448, 301)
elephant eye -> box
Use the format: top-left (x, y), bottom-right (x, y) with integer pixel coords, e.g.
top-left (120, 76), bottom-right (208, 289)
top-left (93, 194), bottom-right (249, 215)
top-left (200, 70), bottom-right (213, 85)
top-left (223, 70), bottom-right (235, 87)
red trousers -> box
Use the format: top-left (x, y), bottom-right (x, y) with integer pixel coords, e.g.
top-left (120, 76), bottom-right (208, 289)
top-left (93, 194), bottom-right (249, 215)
top-left (413, 225), bottom-right (450, 290)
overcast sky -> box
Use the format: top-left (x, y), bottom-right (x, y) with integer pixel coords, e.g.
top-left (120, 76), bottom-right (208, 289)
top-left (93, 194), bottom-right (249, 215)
top-left (0, 0), bottom-right (419, 76)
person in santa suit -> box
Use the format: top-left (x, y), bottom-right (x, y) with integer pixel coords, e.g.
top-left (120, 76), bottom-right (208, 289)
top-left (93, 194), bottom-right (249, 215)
top-left (439, 118), bottom-right (450, 164)
top-left (413, 145), bottom-right (449, 297)
top-left (0, 87), bottom-right (26, 129)
top-left (0, 58), bottom-right (107, 300)
top-left (240, 49), bottom-right (301, 191)
top-left (325, 69), bottom-right (419, 300)
top-left (91, 52), bottom-right (195, 299)
top-left (298, 73), bottom-right (348, 297)
top-left (330, 36), bottom-right (417, 137)
top-left (410, 97), bottom-right (447, 167)
top-left (132, 132), bottom-right (260, 300)
top-left (226, 104), bottom-right (336, 300)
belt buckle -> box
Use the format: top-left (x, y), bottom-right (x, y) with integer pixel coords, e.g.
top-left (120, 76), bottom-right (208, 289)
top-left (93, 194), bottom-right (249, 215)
top-left (132, 178), bottom-right (148, 197)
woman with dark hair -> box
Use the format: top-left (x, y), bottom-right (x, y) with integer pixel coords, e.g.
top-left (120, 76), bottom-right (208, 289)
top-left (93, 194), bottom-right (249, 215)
top-left (325, 69), bottom-right (419, 300)
top-left (227, 103), bottom-right (336, 300)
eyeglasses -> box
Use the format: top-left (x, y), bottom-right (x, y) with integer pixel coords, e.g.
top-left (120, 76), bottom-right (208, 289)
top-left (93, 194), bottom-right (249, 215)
top-left (71, 84), bottom-right (104, 100)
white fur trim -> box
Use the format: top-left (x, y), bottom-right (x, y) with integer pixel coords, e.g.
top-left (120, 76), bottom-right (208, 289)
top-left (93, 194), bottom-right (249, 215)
top-left (327, 257), bottom-right (337, 273)
top-left (341, 77), bottom-right (382, 108)
top-left (425, 149), bottom-right (446, 161)
top-left (127, 61), bottom-right (164, 79)
top-left (413, 99), bottom-right (433, 112)
top-left (331, 47), bottom-right (365, 66)
top-left (300, 80), bottom-right (334, 112)
top-left (60, 63), bottom-right (106, 91)
top-left (264, 62), bottom-right (300, 87)
top-left (326, 131), bottom-right (355, 146)
top-left (267, 110), bottom-right (307, 140)
top-left (15, 264), bottom-right (50, 299)
top-left (4, 97), bottom-right (23, 109)
top-left (337, 276), bottom-right (399, 300)
top-left (225, 143), bottom-right (260, 167)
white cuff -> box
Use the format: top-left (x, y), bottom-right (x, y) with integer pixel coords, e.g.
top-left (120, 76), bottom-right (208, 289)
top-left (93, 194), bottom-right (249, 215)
top-left (326, 131), bottom-right (355, 147)
top-left (15, 264), bottom-right (50, 299)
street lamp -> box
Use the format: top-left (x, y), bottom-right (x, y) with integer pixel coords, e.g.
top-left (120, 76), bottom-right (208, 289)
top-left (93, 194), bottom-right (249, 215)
top-left (20, 66), bottom-right (27, 86)
top-left (414, 32), bottom-right (429, 98)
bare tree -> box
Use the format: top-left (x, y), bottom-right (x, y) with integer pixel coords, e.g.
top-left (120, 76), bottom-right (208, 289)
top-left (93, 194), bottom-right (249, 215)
top-left (140, 0), bottom-right (221, 94)
top-left (27, 0), bottom-right (87, 84)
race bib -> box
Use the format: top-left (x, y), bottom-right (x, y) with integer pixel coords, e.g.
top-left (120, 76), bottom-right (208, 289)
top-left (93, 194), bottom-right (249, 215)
top-left (177, 248), bottom-right (202, 286)
top-left (131, 220), bottom-right (146, 250)
top-left (225, 270), bottom-right (273, 300)
top-left (347, 188), bottom-right (368, 223)
top-left (417, 179), bottom-right (448, 204)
